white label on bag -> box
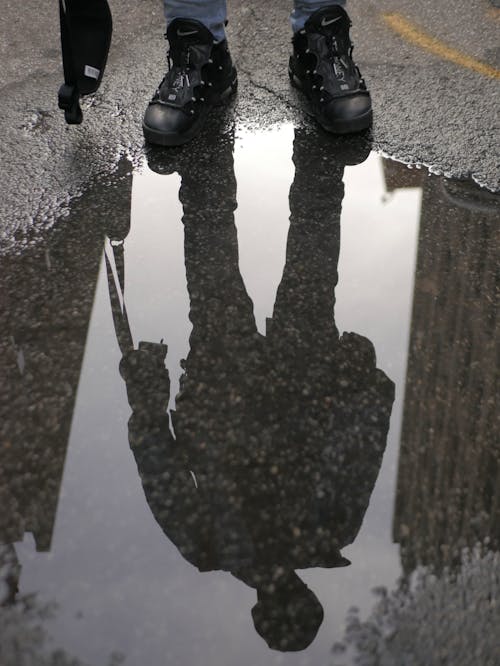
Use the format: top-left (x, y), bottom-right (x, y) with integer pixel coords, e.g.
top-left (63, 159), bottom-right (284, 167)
top-left (84, 65), bottom-right (100, 80)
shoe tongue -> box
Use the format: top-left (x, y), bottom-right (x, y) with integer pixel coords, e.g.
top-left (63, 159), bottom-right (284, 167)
top-left (305, 6), bottom-right (349, 33)
top-left (167, 18), bottom-right (213, 45)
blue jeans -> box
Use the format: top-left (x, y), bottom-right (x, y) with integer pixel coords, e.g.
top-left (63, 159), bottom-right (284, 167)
top-left (164, 0), bottom-right (347, 41)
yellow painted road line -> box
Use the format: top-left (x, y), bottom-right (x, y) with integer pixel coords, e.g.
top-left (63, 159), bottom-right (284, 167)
top-left (383, 12), bottom-right (500, 80)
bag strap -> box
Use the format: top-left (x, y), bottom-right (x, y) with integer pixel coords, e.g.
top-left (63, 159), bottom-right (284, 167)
top-left (105, 240), bottom-right (135, 356)
top-left (58, 0), bottom-right (113, 125)
top-left (58, 0), bottom-right (82, 124)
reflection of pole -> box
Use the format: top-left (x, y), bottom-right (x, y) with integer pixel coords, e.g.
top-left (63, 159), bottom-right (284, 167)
top-left (0, 160), bottom-right (132, 552)
top-left (105, 241), bottom-right (135, 357)
top-left (390, 166), bottom-right (500, 573)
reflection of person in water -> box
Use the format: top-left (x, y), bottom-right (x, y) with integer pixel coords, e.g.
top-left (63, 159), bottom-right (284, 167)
top-left (116, 128), bottom-right (395, 652)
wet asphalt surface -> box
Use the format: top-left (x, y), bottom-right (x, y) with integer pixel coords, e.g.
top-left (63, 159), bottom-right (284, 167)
top-left (1, 2), bottom-right (500, 666)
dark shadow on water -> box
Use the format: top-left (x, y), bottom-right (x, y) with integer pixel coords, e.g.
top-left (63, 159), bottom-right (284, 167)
top-left (112, 127), bottom-right (395, 652)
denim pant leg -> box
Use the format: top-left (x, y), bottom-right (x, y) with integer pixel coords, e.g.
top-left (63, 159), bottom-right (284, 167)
top-left (291, 0), bottom-right (347, 32)
top-left (163, 0), bottom-right (227, 41)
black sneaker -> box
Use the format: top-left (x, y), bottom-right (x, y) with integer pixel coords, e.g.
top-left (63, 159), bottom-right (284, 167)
top-left (143, 19), bottom-right (237, 146)
top-left (289, 6), bottom-right (372, 134)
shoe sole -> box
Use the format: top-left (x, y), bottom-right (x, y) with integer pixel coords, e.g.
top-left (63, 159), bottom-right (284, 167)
top-left (289, 70), bottom-right (372, 134)
top-left (143, 75), bottom-right (238, 147)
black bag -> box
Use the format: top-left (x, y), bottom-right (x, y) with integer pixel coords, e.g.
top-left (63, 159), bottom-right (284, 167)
top-left (58, 0), bottom-right (113, 124)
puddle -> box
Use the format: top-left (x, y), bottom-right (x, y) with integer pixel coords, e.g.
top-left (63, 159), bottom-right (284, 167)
top-left (0, 124), bottom-right (498, 666)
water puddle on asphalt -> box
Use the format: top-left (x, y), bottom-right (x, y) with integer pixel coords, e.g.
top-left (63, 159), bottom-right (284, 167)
top-left (1, 124), bottom-right (498, 666)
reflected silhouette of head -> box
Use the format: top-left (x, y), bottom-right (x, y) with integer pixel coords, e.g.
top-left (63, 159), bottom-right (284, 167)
top-left (251, 570), bottom-right (324, 652)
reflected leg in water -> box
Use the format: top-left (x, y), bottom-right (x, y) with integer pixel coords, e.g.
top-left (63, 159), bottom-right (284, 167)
top-left (129, 132), bottom-right (261, 572)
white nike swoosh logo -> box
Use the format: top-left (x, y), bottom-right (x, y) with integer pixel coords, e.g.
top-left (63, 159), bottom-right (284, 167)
top-left (321, 16), bottom-right (342, 27)
top-left (177, 29), bottom-right (198, 36)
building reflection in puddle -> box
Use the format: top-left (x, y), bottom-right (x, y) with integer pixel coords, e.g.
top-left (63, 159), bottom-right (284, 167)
top-left (0, 121), bottom-right (497, 665)
top-left (391, 165), bottom-right (500, 571)
top-left (332, 160), bottom-right (500, 666)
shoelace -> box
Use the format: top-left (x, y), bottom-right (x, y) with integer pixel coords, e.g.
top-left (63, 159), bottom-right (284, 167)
top-left (157, 36), bottom-right (214, 112)
top-left (163, 41), bottom-right (193, 89)
top-left (321, 35), bottom-right (365, 101)
top-left (325, 34), bottom-right (354, 73)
